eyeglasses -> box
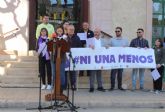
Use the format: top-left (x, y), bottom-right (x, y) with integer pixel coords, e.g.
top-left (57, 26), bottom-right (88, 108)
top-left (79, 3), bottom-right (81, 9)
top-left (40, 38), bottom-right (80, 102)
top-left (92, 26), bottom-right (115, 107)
top-left (115, 30), bottom-right (121, 33)
top-left (137, 32), bottom-right (142, 33)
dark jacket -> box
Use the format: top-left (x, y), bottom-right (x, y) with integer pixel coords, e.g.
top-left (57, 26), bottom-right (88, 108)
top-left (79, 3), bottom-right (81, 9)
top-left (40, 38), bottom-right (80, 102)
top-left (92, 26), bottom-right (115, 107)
top-left (154, 47), bottom-right (165, 65)
top-left (67, 34), bottom-right (82, 48)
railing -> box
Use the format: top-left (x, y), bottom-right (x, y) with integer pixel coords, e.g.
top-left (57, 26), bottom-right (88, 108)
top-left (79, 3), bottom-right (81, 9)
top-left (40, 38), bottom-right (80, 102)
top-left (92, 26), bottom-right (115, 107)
top-left (101, 31), bottom-right (112, 38)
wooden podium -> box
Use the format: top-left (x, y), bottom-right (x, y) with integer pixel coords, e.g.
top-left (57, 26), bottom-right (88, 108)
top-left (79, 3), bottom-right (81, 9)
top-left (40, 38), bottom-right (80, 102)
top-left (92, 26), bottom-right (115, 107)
top-left (45, 39), bottom-right (69, 101)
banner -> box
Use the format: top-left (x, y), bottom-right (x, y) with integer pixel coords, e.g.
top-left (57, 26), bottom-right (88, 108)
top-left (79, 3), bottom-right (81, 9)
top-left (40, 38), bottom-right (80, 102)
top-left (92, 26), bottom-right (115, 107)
top-left (65, 47), bottom-right (156, 71)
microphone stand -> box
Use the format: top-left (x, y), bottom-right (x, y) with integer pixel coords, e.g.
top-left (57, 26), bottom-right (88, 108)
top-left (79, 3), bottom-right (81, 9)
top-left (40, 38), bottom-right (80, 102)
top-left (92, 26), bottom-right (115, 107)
top-left (67, 50), bottom-right (79, 111)
top-left (26, 40), bottom-right (48, 111)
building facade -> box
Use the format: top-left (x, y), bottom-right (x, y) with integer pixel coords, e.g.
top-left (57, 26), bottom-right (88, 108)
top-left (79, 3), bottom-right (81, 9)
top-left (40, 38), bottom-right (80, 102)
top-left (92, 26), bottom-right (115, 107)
top-left (0, 0), bottom-right (159, 56)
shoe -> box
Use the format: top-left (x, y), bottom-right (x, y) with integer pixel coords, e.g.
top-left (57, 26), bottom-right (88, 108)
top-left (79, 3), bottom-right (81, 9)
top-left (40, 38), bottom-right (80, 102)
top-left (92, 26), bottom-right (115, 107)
top-left (109, 88), bottom-right (114, 91)
top-left (46, 85), bottom-right (52, 90)
top-left (150, 90), bottom-right (154, 93)
top-left (131, 88), bottom-right (136, 91)
top-left (71, 85), bottom-right (77, 91)
top-left (89, 88), bottom-right (94, 92)
top-left (41, 85), bottom-right (46, 90)
top-left (140, 87), bottom-right (144, 90)
top-left (155, 90), bottom-right (160, 94)
top-left (118, 87), bottom-right (125, 91)
top-left (97, 87), bottom-right (106, 92)
top-left (71, 87), bottom-right (77, 91)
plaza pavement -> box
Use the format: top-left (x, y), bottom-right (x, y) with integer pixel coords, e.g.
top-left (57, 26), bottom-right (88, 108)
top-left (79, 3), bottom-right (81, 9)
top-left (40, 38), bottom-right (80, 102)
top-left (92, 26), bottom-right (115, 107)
top-left (0, 86), bottom-right (165, 109)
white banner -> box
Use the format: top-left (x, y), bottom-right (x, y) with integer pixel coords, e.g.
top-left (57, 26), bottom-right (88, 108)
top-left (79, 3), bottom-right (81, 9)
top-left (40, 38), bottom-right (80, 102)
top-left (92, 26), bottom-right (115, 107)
top-left (65, 47), bottom-right (156, 71)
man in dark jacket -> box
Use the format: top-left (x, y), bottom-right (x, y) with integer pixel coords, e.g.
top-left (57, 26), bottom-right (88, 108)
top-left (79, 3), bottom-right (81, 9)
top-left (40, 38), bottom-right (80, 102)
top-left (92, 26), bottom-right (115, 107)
top-left (66, 24), bottom-right (82, 90)
top-left (78, 22), bottom-right (94, 76)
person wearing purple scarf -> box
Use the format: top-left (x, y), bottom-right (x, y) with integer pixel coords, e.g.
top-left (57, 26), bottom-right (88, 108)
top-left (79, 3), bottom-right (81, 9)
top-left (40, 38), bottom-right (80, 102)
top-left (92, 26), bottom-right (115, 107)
top-left (37, 28), bottom-right (52, 90)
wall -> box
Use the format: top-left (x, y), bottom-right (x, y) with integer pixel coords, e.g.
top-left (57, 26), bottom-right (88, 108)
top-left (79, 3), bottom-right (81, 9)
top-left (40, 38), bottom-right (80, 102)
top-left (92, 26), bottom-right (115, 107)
top-left (89, 0), bottom-right (152, 45)
top-left (0, 0), bottom-right (29, 56)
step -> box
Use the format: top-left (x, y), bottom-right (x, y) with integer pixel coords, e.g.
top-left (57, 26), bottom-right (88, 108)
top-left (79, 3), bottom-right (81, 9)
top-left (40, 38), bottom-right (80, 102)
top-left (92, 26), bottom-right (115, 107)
top-left (0, 50), bottom-right (17, 55)
top-left (3, 50), bottom-right (18, 55)
top-left (0, 65), bottom-right (6, 76)
top-left (4, 61), bottom-right (38, 68)
top-left (6, 68), bottom-right (38, 75)
top-left (28, 50), bottom-right (38, 56)
top-left (0, 55), bottom-right (17, 61)
top-left (17, 56), bottom-right (38, 62)
top-left (0, 76), bottom-right (39, 84)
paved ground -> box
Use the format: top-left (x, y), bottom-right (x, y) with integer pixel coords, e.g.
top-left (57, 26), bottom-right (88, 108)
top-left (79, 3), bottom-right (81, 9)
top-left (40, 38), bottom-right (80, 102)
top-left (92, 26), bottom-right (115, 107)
top-left (0, 87), bottom-right (165, 109)
top-left (0, 108), bottom-right (165, 112)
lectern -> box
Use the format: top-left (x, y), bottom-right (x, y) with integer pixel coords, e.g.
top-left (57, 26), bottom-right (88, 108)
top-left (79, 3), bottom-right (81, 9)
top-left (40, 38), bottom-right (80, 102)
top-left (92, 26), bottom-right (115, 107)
top-left (45, 38), bottom-right (69, 101)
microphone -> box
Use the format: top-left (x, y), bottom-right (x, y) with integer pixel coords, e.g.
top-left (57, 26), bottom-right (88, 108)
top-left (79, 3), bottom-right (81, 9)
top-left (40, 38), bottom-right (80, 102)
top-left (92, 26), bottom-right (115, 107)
top-left (46, 38), bottom-right (50, 43)
top-left (69, 51), bottom-right (75, 64)
top-left (62, 34), bottom-right (67, 40)
top-left (52, 32), bottom-right (57, 39)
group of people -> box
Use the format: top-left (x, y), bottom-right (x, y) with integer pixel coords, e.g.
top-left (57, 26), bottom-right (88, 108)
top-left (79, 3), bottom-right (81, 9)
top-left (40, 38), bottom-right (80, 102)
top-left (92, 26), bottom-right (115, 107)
top-left (36, 14), bottom-right (165, 94)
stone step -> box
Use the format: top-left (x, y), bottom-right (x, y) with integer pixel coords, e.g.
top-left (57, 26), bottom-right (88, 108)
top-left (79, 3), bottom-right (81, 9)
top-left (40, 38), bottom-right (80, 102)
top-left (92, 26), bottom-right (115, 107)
top-left (0, 50), bottom-right (18, 55)
top-left (6, 68), bottom-right (38, 75)
top-left (0, 50), bottom-right (18, 62)
top-left (4, 61), bottom-right (38, 68)
top-left (28, 50), bottom-right (38, 56)
top-left (0, 65), bottom-right (6, 76)
top-left (0, 76), bottom-right (39, 84)
top-left (17, 56), bottom-right (38, 62)
top-left (0, 55), bottom-right (17, 61)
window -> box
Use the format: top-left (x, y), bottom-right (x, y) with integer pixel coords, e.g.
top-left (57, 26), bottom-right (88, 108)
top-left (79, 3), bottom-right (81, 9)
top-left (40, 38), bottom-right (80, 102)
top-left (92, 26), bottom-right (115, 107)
top-left (36, 0), bottom-right (82, 28)
top-left (152, 0), bottom-right (165, 46)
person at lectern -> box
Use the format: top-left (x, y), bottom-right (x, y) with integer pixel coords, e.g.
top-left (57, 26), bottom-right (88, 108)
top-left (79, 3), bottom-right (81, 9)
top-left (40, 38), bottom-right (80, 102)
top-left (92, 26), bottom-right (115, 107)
top-left (51, 26), bottom-right (67, 91)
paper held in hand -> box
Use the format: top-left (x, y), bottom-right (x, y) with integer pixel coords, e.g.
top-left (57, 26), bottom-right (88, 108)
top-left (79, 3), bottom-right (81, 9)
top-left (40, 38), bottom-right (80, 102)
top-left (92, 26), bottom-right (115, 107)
top-left (77, 33), bottom-right (87, 40)
top-left (151, 69), bottom-right (160, 81)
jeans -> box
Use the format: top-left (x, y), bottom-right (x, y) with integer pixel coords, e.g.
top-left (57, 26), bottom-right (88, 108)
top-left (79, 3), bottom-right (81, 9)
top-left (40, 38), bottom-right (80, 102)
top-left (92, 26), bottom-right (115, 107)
top-left (132, 68), bottom-right (145, 89)
top-left (89, 70), bottom-right (103, 88)
top-left (110, 69), bottom-right (123, 89)
top-left (51, 59), bottom-right (66, 89)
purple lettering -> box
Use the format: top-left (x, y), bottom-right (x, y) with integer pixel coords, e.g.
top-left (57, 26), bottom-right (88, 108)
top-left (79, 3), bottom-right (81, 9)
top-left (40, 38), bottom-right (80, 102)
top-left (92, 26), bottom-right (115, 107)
top-left (132, 55), bottom-right (139, 63)
top-left (103, 55), bottom-right (110, 63)
top-left (126, 55), bottom-right (131, 63)
top-left (80, 56), bottom-right (88, 64)
top-left (147, 55), bottom-right (153, 63)
top-left (95, 55), bottom-right (101, 63)
top-left (139, 56), bottom-right (147, 63)
top-left (88, 56), bottom-right (91, 64)
top-left (110, 55), bottom-right (115, 63)
top-left (119, 55), bottom-right (125, 62)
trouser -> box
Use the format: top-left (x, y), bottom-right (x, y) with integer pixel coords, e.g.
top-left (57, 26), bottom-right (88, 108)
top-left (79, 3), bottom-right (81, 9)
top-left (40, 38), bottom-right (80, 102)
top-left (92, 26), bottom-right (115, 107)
top-left (79, 70), bottom-right (90, 76)
top-left (153, 66), bottom-right (164, 91)
top-left (110, 69), bottom-right (123, 89)
top-left (65, 71), bottom-right (76, 89)
top-left (39, 56), bottom-right (51, 85)
top-left (132, 68), bottom-right (145, 89)
top-left (89, 70), bottom-right (103, 88)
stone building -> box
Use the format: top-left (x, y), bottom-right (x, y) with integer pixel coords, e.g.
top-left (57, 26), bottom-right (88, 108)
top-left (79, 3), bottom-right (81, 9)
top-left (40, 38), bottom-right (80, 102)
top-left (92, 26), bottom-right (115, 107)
top-left (0, 0), bottom-right (157, 55)
top-left (0, 0), bottom-right (165, 87)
